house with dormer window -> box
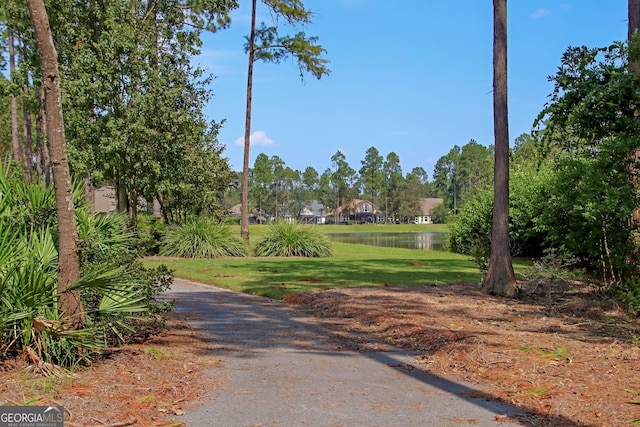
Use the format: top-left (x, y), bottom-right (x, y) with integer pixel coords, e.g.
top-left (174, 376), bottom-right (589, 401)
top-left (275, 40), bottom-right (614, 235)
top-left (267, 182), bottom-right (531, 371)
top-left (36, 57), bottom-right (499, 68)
top-left (331, 199), bottom-right (385, 224)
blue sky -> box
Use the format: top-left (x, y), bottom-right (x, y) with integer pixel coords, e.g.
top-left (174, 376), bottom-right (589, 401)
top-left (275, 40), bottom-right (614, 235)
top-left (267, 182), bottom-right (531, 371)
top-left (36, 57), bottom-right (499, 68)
top-left (196, 1), bottom-right (628, 179)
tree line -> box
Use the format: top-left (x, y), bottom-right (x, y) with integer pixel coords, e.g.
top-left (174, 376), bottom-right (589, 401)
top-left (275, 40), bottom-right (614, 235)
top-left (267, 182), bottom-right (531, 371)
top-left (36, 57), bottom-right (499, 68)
top-left (4, 0), bottom-right (640, 306)
top-left (1, 0), bottom-right (239, 229)
top-left (229, 141), bottom-right (500, 224)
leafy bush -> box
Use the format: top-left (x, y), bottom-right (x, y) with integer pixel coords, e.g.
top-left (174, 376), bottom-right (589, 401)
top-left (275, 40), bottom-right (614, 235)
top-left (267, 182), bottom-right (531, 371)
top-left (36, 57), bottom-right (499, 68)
top-left (538, 150), bottom-right (637, 284)
top-left (78, 210), bottom-right (173, 345)
top-left (430, 203), bottom-right (449, 224)
top-left (160, 218), bottom-right (247, 258)
top-left (448, 165), bottom-right (552, 259)
top-left (0, 161), bottom-right (174, 367)
top-left (253, 221), bottom-right (332, 257)
top-left (135, 212), bottom-right (166, 255)
top-left (606, 277), bottom-right (640, 317)
top-left (224, 215), bottom-right (241, 225)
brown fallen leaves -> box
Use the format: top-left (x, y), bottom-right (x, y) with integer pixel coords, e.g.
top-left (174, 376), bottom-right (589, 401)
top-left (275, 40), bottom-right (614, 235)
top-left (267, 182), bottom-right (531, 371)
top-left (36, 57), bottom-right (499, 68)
top-left (0, 313), bottom-right (221, 427)
top-left (284, 280), bottom-right (640, 427)
top-left (1, 280), bottom-right (638, 427)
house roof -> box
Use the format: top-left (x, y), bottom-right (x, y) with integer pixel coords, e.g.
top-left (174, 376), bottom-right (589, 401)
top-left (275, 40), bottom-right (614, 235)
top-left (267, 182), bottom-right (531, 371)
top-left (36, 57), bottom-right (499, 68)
top-left (333, 199), bottom-right (382, 214)
top-left (304, 200), bottom-right (326, 216)
top-left (419, 198), bottom-right (444, 215)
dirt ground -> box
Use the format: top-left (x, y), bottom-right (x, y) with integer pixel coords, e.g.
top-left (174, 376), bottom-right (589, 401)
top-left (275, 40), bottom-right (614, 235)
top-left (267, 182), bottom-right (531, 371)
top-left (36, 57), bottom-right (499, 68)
top-left (0, 313), bottom-right (221, 426)
top-left (1, 280), bottom-right (639, 426)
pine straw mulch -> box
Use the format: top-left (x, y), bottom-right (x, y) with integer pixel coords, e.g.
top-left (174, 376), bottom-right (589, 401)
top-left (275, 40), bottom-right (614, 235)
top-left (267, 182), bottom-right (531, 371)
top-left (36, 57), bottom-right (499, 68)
top-left (283, 280), bottom-right (640, 427)
top-left (0, 313), bottom-right (222, 427)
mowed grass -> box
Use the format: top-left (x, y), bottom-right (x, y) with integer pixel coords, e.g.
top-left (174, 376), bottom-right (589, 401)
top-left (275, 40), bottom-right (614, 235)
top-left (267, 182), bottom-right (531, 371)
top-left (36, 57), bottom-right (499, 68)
top-left (144, 223), bottom-right (529, 299)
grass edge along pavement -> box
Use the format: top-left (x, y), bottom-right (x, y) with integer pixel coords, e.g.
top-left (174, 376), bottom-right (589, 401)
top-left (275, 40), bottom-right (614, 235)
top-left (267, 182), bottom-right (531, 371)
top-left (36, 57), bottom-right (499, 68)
top-left (144, 224), bottom-right (530, 299)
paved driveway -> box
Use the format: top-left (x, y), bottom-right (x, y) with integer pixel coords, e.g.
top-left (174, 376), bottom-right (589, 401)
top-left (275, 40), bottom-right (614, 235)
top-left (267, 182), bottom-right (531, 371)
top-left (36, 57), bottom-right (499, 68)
top-left (165, 279), bottom-right (527, 427)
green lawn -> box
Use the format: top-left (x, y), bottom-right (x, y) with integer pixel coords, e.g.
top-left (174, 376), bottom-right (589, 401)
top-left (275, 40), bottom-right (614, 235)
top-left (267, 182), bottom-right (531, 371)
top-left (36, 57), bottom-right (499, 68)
top-left (145, 223), bottom-right (529, 299)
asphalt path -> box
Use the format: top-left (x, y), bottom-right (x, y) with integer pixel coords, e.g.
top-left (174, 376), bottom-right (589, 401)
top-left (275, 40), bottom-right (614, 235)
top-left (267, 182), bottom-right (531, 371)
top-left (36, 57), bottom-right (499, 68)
top-left (165, 278), bottom-right (527, 427)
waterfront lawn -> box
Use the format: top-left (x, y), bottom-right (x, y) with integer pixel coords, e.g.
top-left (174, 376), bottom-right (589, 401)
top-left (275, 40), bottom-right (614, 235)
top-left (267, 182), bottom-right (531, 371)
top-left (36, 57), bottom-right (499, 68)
top-left (145, 240), bottom-right (530, 299)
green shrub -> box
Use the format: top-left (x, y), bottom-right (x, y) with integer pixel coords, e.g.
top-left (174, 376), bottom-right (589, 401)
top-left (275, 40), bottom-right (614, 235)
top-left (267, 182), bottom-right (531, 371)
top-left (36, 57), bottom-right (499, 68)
top-left (448, 165), bottom-right (552, 258)
top-left (0, 161), bottom-right (174, 367)
top-left (224, 215), bottom-right (241, 225)
top-left (538, 151), bottom-right (637, 284)
top-left (253, 221), bottom-right (332, 257)
top-left (135, 213), bottom-right (166, 255)
top-left (606, 278), bottom-right (640, 317)
top-left (160, 218), bottom-right (247, 258)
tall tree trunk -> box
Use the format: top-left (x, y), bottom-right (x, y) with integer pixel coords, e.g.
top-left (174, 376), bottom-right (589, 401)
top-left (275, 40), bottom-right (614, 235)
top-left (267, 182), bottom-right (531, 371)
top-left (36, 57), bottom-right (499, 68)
top-left (483, 0), bottom-right (516, 296)
top-left (240, 0), bottom-right (257, 242)
top-left (39, 87), bottom-right (52, 186)
top-left (8, 1), bottom-right (24, 174)
top-left (128, 187), bottom-right (138, 231)
top-left (115, 176), bottom-right (129, 214)
top-left (630, 0), bottom-right (640, 73)
top-left (629, 0), bottom-right (640, 225)
top-left (26, 0), bottom-right (86, 327)
top-left (22, 84), bottom-right (34, 183)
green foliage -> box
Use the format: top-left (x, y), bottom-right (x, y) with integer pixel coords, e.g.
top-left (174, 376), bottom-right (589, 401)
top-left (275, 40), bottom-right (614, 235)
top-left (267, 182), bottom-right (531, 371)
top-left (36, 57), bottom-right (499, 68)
top-left (534, 41), bottom-right (640, 284)
top-left (0, 162), bottom-right (174, 366)
top-left (160, 218), bottom-right (247, 258)
top-left (253, 221), bottom-right (332, 257)
top-left (430, 203), bottom-right (449, 224)
top-left (433, 141), bottom-right (493, 214)
top-left (135, 213), bottom-right (167, 255)
top-left (538, 150), bottom-right (637, 283)
top-left (606, 277), bottom-right (640, 317)
top-left (448, 165), bottom-right (553, 260)
top-left (447, 186), bottom-right (493, 256)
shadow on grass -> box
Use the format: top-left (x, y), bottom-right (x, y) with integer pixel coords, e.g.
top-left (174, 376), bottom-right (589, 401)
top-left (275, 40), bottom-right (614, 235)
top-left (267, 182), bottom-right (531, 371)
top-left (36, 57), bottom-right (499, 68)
top-left (151, 255), bottom-right (482, 298)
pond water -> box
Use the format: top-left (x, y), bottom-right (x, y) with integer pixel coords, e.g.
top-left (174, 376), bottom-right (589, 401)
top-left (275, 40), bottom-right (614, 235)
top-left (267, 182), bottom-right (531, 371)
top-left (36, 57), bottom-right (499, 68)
top-left (325, 232), bottom-right (446, 251)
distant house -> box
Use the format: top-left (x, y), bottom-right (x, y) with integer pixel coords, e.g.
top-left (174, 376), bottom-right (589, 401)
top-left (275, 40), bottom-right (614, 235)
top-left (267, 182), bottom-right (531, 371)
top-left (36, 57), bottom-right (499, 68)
top-left (93, 186), bottom-right (117, 213)
top-left (298, 200), bottom-right (327, 224)
top-left (414, 198), bottom-right (444, 224)
top-left (92, 186), bottom-right (161, 217)
top-left (331, 199), bottom-right (385, 224)
top-left (228, 204), bottom-right (270, 224)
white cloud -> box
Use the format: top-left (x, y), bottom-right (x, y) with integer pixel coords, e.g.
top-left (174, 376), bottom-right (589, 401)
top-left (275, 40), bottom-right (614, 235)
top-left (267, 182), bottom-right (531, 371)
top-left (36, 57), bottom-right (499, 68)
top-left (234, 131), bottom-right (275, 147)
top-left (531, 8), bottom-right (551, 19)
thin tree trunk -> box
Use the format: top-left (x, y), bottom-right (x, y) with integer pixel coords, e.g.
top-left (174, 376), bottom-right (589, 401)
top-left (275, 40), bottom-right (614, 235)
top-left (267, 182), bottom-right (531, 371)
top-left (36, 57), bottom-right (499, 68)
top-left (483, 0), bottom-right (516, 297)
top-left (26, 0), bottom-right (85, 326)
top-left (22, 84), bottom-right (34, 183)
top-left (40, 90), bottom-right (52, 186)
top-left (34, 113), bottom-right (43, 180)
top-left (240, 0), bottom-right (257, 242)
top-left (8, 1), bottom-right (24, 174)
top-left (630, 0), bottom-right (640, 73)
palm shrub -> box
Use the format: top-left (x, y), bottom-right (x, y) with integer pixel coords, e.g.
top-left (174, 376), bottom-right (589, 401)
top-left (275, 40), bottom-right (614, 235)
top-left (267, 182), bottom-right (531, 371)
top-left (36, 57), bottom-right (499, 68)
top-left (160, 218), bottom-right (247, 258)
top-left (253, 221), bottom-right (333, 257)
top-left (0, 161), bottom-right (173, 367)
top-left (0, 219), bottom-right (149, 366)
top-left (77, 209), bottom-right (174, 345)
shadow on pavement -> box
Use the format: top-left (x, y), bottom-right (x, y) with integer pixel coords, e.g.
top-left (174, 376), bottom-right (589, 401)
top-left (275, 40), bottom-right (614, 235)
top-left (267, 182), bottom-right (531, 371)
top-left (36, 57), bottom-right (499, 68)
top-left (163, 280), bottom-right (588, 427)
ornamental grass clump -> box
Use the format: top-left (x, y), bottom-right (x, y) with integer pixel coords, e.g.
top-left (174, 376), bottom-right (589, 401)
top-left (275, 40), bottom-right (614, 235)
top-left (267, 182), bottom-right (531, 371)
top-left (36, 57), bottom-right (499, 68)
top-left (160, 219), bottom-right (247, 258)
top-left (253, 221), bottom-right (332, 257)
